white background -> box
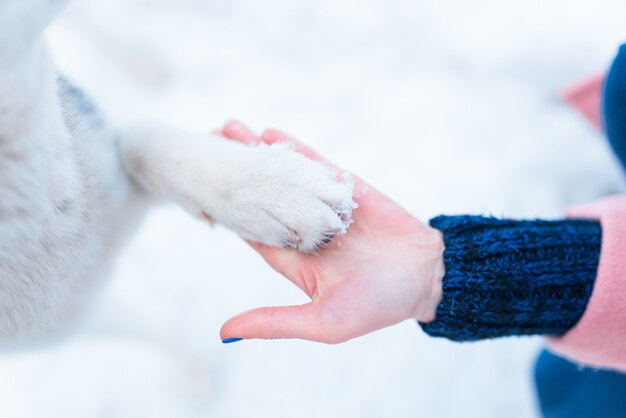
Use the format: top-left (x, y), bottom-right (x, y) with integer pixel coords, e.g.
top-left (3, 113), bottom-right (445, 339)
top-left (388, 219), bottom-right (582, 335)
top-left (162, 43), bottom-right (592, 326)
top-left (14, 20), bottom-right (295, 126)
top-left (2, 0), bottom-right (626, 417)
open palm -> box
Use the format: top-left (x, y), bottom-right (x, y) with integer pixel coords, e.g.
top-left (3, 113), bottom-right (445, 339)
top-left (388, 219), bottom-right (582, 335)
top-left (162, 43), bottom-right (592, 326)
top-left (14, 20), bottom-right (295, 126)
top-left (219, 121), bottom-right (444, 344)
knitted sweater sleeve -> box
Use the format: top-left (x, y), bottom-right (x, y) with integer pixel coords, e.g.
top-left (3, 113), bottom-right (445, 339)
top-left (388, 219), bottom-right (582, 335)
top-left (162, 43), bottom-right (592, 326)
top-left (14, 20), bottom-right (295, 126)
top-left (418, 215), bottom-right (602, 342)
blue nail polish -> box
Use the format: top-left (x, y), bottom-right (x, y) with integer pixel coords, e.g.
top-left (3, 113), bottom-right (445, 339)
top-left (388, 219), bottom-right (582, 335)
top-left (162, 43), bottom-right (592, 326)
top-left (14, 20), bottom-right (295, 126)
top-left (222, 338), bottom-right (244, 344)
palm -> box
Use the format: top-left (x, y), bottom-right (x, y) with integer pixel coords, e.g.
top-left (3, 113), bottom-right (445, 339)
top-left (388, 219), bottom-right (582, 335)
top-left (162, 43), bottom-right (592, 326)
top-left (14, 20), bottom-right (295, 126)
top-left (219, 122), bottom-right (443, 343)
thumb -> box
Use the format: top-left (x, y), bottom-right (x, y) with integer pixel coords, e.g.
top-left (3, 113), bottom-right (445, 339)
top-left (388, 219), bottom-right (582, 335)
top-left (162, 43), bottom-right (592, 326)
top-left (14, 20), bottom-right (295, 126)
top-left (220, 302), bottom-right (331, 343)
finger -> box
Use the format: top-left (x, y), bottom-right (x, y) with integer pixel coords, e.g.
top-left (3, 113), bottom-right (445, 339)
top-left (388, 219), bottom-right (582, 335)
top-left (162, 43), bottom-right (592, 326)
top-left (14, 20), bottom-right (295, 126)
top-left (221, 120), bottom-right (261, 144)
top-left (220, 303), bottom-right (328, 342)
top-left (261, 129), bottom-right (335, 168)
top-left (259, 129), bottom-right (292, 144)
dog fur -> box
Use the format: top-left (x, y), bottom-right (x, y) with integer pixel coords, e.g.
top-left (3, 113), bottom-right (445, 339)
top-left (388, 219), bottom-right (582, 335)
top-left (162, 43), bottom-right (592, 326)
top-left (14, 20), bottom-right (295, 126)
top-left (0, 0), bottom-right (354, 343)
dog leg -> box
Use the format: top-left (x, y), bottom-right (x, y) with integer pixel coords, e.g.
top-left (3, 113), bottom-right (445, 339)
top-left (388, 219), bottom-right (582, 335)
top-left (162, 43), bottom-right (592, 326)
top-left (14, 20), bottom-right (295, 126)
top-left (120, 125), bottom-right (355, 252)
top-left (0, 1), bottom-right (144, 343)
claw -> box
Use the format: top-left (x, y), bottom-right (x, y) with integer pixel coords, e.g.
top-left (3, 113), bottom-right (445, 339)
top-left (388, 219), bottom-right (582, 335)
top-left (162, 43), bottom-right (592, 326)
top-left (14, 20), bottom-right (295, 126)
top-left (320, 233), bottom-right (334, 245)
top-left (282, 230), bottom-right (301, 249)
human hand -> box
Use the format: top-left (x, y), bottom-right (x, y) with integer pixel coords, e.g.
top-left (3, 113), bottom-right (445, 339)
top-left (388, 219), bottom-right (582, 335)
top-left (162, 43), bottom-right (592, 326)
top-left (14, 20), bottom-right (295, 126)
top-left (218, 121), bottom-right (444, 344)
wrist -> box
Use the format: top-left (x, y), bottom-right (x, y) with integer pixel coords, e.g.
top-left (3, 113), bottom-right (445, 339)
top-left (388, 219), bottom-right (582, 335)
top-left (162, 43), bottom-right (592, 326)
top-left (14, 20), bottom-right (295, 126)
top-left (413, 226), bottom-right (444, 322)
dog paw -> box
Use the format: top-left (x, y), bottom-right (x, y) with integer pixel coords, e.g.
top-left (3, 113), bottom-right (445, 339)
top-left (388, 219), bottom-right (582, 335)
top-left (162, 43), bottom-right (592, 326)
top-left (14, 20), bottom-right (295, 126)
top-left (125, 128), bottom-right (357, 252)
top-left (207, 142), bottom-right (356, 252)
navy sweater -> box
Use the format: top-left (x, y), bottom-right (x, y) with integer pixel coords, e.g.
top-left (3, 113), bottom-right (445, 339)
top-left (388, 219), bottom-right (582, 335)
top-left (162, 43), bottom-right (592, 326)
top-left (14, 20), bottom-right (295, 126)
top-left (419, 42), bottom-right (626, 342)
top-left (419, 216), bottom-right (602, 341)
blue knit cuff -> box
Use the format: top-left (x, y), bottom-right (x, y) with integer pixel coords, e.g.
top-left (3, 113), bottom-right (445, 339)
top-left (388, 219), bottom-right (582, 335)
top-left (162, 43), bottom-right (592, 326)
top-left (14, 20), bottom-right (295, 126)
top-left (419, 216), bottom-right (601, 342)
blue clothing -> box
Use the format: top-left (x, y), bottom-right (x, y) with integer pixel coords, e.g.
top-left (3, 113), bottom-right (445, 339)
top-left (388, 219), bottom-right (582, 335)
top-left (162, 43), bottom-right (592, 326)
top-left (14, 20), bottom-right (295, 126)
top-left (420, 43), bottom-right (626, 344)
top-left (534, 349), bottom-right (626, 418)
top-left (533, 42), bottom-right (626, 418)
top-left (420, 216), bottom-right (601, 341)
top-left (419, 42), bottom-right (626, 418)
top-left (603, 43), bottom-right (626, 171)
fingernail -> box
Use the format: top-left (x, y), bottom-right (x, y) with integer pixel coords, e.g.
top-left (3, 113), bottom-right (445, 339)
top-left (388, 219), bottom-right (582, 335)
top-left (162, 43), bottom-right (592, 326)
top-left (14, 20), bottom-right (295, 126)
top-left (222, 338), bottom-right (244, 344)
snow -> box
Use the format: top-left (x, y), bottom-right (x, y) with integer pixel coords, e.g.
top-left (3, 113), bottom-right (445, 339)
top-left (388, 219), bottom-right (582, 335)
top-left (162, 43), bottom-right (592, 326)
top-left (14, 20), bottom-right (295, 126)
top-left (2, 0), bottom-right (626, 416)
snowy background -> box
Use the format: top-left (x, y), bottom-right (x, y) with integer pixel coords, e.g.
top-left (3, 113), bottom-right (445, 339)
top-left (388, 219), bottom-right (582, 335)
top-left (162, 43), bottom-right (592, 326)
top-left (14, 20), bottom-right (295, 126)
top-left (2, 0), bottom-right (626, 417)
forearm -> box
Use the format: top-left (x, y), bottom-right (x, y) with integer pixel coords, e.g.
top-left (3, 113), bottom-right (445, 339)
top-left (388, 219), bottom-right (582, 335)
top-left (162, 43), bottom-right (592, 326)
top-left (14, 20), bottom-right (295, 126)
top-left (118, 124), bottom-right (249, 217)
top-left (419, 215), bottom-right (601, 341)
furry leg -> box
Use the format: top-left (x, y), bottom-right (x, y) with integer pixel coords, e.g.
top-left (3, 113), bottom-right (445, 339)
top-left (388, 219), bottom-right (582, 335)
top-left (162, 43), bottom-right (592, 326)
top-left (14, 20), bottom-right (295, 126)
top-left (119, 124), bottom-right (355, 252)
top-left (0, 3), bottom-right (145, 342)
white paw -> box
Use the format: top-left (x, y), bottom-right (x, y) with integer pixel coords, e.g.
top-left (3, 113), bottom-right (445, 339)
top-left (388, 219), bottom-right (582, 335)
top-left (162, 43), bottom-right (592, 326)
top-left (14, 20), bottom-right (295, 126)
top-left (122, 128), bottom-right (355, 252)
top-left (206, 142), bottom-right (356, 252)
